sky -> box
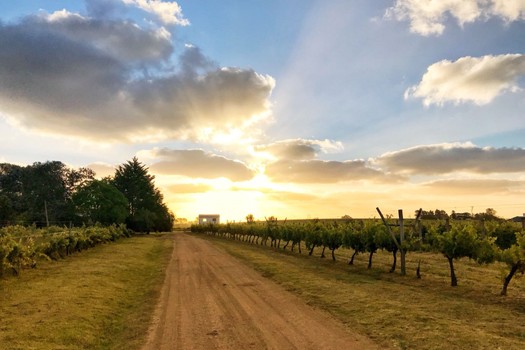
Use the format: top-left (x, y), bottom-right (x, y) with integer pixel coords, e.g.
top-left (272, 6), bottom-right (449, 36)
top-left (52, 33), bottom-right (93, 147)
top-left (1, 0), bottom-right (525, 221)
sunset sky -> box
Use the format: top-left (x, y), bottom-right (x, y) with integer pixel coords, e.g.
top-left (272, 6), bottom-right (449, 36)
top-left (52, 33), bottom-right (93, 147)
top-left (1, 0), bottom-right (525, 221)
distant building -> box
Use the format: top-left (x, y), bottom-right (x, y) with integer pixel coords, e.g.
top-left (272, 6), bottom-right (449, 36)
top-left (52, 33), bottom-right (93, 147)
top-left (510, 213), bottom-right (525, 228)
top-left (198, 214), bottom-right (220, 225)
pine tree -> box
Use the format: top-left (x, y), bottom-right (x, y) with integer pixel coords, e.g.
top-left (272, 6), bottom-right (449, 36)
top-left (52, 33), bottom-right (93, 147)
top-left (113, 157), bottom-right (174, 232)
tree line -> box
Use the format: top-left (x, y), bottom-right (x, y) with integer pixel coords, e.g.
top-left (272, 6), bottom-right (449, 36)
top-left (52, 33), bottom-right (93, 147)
top-left (0, 157), bottom-right (173, 232)
top-left (191, 214), bottom-right (525, 296)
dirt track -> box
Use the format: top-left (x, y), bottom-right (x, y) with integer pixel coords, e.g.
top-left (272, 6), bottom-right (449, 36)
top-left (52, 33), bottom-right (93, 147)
top-left (142, 233), bottom-right (382, 350)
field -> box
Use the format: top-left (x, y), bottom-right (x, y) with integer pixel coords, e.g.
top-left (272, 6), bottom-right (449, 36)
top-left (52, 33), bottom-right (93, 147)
top-left (198, 233), bottom-right (525, 350)
top-left (0, 233), bottom-right (173, 350)
top-left (3, 228), bottom-right (525, 349)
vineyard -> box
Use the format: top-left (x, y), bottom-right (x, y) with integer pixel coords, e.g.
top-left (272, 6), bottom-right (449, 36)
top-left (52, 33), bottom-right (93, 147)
top-left (0, 224), bottom-right (131, 278)
top-left (191, 215), bottom-right (525, 295)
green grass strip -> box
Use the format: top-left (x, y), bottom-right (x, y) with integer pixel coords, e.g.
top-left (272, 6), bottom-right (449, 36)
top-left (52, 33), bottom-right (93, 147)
top-left (203, 234), bottom-right (525, 350)
top-left (0, 233), bottom-right (173, 350)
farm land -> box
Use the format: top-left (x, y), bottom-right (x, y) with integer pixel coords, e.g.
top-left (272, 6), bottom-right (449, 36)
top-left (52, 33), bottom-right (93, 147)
top-left (2, 218), bottom-right (525, 349)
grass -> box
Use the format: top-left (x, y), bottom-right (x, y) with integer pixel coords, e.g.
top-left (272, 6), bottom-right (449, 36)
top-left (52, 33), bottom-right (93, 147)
top-left (200, 234), bottom-right (525, 350)
top-left (0, 233), bottom-right (173, 350)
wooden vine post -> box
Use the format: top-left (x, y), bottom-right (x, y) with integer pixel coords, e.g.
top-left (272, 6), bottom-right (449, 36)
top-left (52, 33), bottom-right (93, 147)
top-left (376, 207), bottom-right (422, 276)
top-left (399, 209), bottom-right (405, 275)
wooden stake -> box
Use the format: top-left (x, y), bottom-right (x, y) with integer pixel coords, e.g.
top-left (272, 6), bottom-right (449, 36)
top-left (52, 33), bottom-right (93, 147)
top-left (399, 209), bottom-right (406, 276)
top-left (44, 200), bottom-right (50, 227)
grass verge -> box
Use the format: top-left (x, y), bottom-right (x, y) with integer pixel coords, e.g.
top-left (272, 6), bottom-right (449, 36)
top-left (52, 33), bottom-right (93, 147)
top-left (200, 234), bottom-right (525, 350)
top-left (0, 233), bottom-right (173, 350)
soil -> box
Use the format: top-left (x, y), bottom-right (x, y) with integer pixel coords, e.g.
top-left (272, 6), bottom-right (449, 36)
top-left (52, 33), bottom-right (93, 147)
top-left (142, 233), bottom-right (383, 350)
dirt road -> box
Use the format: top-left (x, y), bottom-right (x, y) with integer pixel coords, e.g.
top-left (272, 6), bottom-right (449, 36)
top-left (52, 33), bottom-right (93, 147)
top-left (142, 233), bottom-right (382, 350)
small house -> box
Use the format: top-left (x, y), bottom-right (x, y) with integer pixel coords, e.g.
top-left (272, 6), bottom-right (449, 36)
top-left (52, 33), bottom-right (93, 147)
top-left (510, 213), bottom-right (525, 228)
top-left (198, 214), bottom-right (220, 225)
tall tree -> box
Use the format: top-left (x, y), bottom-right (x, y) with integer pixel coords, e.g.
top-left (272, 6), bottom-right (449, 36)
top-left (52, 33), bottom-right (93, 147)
top-left (0, 161), bottom-right (94, 226)
top-left (0, 163), bottom-right (24, 224)
top-left (73, 179), bottom-right (128, 225)
top-left (113, 157), bottom-right (174, 232)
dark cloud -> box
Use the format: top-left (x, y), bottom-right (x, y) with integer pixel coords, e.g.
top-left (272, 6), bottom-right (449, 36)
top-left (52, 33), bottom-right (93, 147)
top-left (265, 159), bottom-right (390, 183)
top-left (24, 11), bottom-right (174, 64)
top-left (0, 11), bottom-right (274, 142)
top-left (254, 139), bottom-right (343, 161)
top-left (0, 22), bottom-right (126, 121)
top-left (377, 143), bottom-right (525, 175)
top-left (255, 141), bottom-right (317, 160)
top-left (85, 0), bottom-right (121, 19)
top-left (129, 66), bottom-right (274, 138)
top-left (179, 45), bottom-right (216, 78)
top-left (149, 148), bottom-right (255, 181)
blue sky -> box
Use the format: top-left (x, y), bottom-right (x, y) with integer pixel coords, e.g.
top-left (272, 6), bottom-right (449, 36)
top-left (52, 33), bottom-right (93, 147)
top-left (1, 0), bottom-right (525, 220)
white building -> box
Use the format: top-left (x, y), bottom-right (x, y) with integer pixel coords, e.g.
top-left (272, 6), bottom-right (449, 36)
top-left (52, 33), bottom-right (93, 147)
top-left (198, 214), bottom-right (220, 225)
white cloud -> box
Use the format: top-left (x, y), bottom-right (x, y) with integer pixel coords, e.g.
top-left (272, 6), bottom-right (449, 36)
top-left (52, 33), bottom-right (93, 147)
top-left (121, 0), bottom-right (189, 26)
top-left (386, 0), bottom-right (525, 36)
top-left (490, 0), bottom-right (525, 22)
top-left (405, 54), bottom-right (525, 106)
top-left (377, 142), bottom-right (525, 175)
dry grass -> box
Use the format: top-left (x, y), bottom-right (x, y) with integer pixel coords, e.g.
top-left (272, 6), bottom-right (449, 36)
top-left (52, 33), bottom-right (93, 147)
top-left (0, 233), bottom-right (173, 350)
top-left (202, 235), bottom-right (525, 350)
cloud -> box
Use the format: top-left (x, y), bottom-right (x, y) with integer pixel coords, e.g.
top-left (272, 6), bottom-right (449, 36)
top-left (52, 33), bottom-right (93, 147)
top-left (377, 143), bottom-right (525, 175)
top-left (128, 65), bottom-right (275, 141)
top-left (121, 0), bottom-right (189, 26)
top-left (85, 0), bottom-right (121, 18)
top-left (405, 54), bottom-right (525, 106)
top-left (0, 14), bottom-right (275, 143)
top-left (386, 0), bottom-right (525, 36)
top-left (264, 159), bottom-right (390, 183)
top-left (423, 179), bottom-right (525, 195)
top-left (491, 0), bottom-right (525, 21)
top-left (28, 10), bottom-right (173, 64)
top-left (253, 139), bottom-right (344, 161)
top-left (147, 148), bottom-right (255, 181)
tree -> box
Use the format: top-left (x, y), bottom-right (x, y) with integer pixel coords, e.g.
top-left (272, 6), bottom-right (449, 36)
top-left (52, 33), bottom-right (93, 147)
top-left (0, 194), bottom-right (13, 225)
top-left (0, 161), bottom-right (94, 226)
top-left (0, 164), bottom-right (24, 223)
top-left (73, 179), bottom-right (128, 225)
top-left (474, 208), bottom-right (501, 221)
top-left (113, 158), bottom-right (174, 232)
